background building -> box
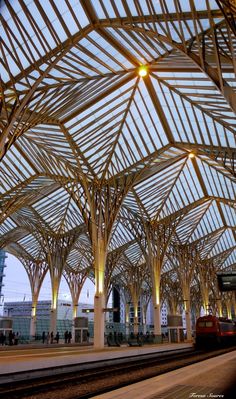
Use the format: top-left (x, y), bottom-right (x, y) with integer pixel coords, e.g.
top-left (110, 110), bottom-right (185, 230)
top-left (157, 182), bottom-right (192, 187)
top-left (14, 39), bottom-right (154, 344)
top-left (3, 300), bottom-right (108, 339)
top-left (4, 300), bottom-right (73, 319)
top-left (118, 297), bottom-right (168, 331)
top-left (0, 250), bottom-right (7, 314)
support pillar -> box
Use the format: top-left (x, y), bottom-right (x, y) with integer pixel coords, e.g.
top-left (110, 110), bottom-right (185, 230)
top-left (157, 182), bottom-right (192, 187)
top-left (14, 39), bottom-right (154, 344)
top-left (142, 304), bottom-right (147, 334)
top-left (50, 278), bottom-right (59, 334)
top-left (184, 300), bottom-right (192, 341)
top-left (200, 282), bottom-right (210, 315)
top-left (30, 316), bottom-right (37, 338)
top-left (125, 302), bottom-right (130, 336)
top-left (233, 294), bottom-right (236, 318)
top-left (152, 264), bottom-right (161, 335)
top-left (153, 303), bottom-right (161, 335)
top-left (30, 295), bottom-right (38, 338)
top-left (182, 282), bottom-right (192, 341)
top-left (72, 303), bottom-right (78, 342)
top-left (226, 300), bottom-right (232, 319)
top-left (50, 308), bottom-right (57, 334)
top-left (23, 259), bottom-right (48, 340)
top-left (94, 292), bottom-right (105, 349)
top-left (63, 268), bottom-right (86, 344)
top-left (216, 299), bottom-right (223, 317)
top-left (202, 291), bottom-right (210, 315)
top-left (93, 236), bottom-right (106, 349)
top-left (133, 317), bottom-right (139, 334)
top-left (133, 301), bottom-right (139, 334)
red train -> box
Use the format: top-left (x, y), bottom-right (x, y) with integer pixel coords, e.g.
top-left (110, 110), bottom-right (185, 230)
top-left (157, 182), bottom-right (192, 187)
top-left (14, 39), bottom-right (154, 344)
top-left (195, 314), bottom-right (236, 347)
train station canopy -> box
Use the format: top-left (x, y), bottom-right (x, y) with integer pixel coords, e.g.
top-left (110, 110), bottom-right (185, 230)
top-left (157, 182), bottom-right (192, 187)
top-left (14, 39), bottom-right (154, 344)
top-left (0, 0), bottom-right (236, 292)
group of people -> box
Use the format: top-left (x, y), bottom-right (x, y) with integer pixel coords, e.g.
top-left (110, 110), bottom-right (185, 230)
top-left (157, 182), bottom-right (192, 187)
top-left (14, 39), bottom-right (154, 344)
top-left (41, 330), bottom-right (73, 344)
top-left (64, 330), bottom-right (72, 343)
top-left (0, 331), bottom-right (20, 345)
top-left (42, 331), bottom-right (60, 344)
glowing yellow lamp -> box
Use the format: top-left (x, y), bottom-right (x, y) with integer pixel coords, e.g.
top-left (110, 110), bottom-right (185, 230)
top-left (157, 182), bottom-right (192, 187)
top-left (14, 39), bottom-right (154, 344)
top-left (188, 152), bottom-right (195, 159)
top-left (138, 65), bottom-right (148, 77)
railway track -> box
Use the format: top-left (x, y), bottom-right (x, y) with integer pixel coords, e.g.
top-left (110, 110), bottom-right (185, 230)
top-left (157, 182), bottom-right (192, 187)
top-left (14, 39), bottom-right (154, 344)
top-left (0, 346), bottom-right (235, 399)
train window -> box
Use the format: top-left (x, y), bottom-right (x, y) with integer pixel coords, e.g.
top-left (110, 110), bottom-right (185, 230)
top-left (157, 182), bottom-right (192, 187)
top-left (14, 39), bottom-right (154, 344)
top-left (198, 321), bottom-right (213, 327)
top-left (198, 322), bottom-right (205, 327)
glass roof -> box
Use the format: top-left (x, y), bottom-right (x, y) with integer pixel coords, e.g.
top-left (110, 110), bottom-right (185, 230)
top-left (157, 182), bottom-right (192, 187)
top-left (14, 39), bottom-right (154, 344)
top-left (1, 0), bottom-right (236, 300)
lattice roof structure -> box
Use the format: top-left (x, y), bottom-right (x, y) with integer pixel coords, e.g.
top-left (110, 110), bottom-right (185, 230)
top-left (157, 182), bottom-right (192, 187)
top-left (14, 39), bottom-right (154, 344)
top-left (0, 0), bottom-right (236, 300)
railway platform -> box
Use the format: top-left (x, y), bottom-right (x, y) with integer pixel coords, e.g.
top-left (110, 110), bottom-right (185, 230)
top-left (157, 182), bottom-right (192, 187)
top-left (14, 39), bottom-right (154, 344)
top-left (0, 342), bottom-right (192, 377)
top-left (93, 349), bottom-right (236, 399)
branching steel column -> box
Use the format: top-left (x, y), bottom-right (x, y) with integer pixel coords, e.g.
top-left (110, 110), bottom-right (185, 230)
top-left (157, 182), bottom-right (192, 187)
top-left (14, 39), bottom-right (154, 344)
top-left (63, 268), bottom-right (87, 342)
top-left (120, 288), bottom-right (132, 337)
top-left (223, 291), bottom-right (233, 319)
top-left (43, 233), bottom-right (78, 334)
top-left (146, 220), bottom-right (180, 335)
top-left (73, 173), bottom-right (143, 348)
top-left (197, 260), bottom-right (213, 314)
top-left (172, 243), bottom-right (197, 341)
top-left (161, 276), bottom-right (182, 316)
top-left (21, 258), bottom-right (48, 338)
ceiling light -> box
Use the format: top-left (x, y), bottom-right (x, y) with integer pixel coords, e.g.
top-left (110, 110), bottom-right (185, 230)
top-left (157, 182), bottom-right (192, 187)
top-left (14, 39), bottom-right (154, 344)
top-left (188, 152), bottom-right (195, 158)
top-left (138, 65), bottom-right (148, 77)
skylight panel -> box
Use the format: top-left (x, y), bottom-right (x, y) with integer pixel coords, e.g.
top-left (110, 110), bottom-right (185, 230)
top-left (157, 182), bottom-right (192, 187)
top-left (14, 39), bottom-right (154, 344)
top-left (190, 202), bottom-right (223, 242)
top-left (0, 218), bottom-right (17, 235)
top-left (219, 203), bottom-right (236, 228)
top-left (91, 0), bottom-right (108, 18)
top-left (221, 249), bottom-right (236, 270)
top-left (0, 0), bottom-right (89, 83)
top-left (201, 0), bottom-right (219, 11)
top-left (79, 33), bottom-right (128, 73)
top-left (210, 229), bottom-right (235, 257)
top-left (210, 166), bottom-right (236, 200)
top-left (0, 147), bottom-right (34, 192)
top-left (107, 28), bottom-right (152, 63)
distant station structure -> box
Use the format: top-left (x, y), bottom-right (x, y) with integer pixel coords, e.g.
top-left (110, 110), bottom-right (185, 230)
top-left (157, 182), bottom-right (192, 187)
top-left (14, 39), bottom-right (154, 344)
top-left (0, 0), bottom-right (236, 348)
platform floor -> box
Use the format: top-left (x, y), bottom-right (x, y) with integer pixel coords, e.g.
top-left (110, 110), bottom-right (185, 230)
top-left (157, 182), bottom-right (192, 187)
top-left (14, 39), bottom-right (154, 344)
top-left (0, 342), bottom-right (192, 375)
top-left (93, 350), bottom-right (236, 399)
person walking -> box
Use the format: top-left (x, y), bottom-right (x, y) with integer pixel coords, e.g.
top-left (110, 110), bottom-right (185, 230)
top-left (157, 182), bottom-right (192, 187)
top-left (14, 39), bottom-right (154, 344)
top-left (46, 332), bottom-right (50, 344)
top-left (50, 331), bottom-right (54, 344)
top-left (14, 332), bottom-right (19, 345)
top-left (9, 331), bottom-right (13, 345)
top-left (68, 331), bottom-right (72, 344)
top-left (42, 331), bottom-right (46, 344)
top-left (56, 332), bottom-right (60, 343)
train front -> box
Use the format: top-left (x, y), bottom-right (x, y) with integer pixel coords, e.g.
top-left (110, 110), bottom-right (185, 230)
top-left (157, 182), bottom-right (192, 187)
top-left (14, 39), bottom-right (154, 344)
top-left (195, 315), bottom-right (219, 348)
